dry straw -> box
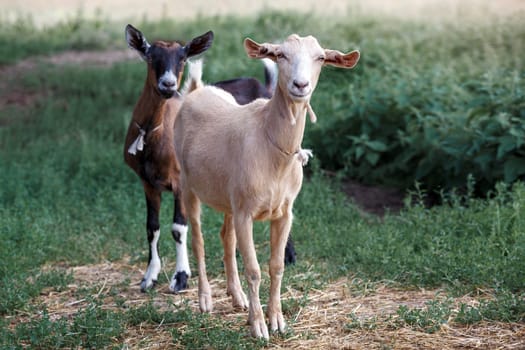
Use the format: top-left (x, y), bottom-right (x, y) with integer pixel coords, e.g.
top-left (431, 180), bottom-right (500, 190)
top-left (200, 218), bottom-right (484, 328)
top-left (10, 259), bottom-right (524, 349)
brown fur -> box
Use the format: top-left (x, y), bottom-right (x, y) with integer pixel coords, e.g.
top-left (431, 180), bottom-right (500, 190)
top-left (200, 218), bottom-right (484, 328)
top-left (123, 24), bottom-right (214, 293)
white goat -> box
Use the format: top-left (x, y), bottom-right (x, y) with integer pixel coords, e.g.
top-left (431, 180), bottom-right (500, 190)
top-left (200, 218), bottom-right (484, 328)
top-left (174, 34), bottom-right (359, 339)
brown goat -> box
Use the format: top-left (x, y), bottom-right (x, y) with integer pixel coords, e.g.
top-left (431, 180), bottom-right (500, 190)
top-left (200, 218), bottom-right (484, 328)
top-left (123, 24), bottom-right (214, 292)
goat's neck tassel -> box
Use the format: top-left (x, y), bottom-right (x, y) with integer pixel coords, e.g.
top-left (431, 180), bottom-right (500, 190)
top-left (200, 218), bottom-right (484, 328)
top-left (296, 148), bottom-right (313, 166)
top-left (127, 122), bottom-right (162, 155)
top-left (306, 102), bottom-right (317, 123)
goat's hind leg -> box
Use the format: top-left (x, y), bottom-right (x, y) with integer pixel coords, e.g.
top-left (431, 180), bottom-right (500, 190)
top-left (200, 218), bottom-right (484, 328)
top-left (169, 192), bottom-right (191, 292)
top-left (220, 214), bottom-right (248, 309)
top-left (141, 184), bottom-right (162, 292)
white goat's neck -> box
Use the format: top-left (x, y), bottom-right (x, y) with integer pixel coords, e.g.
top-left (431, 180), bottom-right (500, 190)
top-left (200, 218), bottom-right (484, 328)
top-left (264, 85), bottom-right (308, 159)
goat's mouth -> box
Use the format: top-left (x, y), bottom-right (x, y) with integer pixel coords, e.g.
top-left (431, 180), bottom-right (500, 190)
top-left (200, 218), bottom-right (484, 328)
top-left (288, 90), bottom-right (311, 101)
top-left (158, 88), bottom-right (180, 99)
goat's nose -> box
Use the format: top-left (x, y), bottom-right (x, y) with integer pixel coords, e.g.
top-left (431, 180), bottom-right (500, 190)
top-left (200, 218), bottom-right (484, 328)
top-left (161, 80), bottom-right (176, 88)
top-left (293, 80), bottom-right (309, 90)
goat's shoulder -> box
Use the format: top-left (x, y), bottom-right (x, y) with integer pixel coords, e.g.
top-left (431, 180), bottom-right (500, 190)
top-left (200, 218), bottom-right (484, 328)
top-left (183, 85), bottom-right (267, 124)
top-left (181, 85), bottom-right (236, 115)
top-left (206, 86), bottom-right (239, 106)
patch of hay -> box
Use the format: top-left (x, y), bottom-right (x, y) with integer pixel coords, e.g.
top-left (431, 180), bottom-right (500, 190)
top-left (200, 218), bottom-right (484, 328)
top-left (12, 259), bottom-right (525, 349)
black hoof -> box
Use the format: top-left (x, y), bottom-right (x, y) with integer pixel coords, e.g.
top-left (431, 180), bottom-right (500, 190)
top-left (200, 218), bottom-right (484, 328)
top-left (284, 236), bottom-right (296, 266)
top-left (171, 271), bottom-right (189, 292)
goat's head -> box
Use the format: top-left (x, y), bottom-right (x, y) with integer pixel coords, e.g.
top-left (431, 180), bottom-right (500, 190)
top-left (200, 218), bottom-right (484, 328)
top-left (126, 24), bottom-right (214, 98)
top-left (244, 34), bottom-right (360, 102)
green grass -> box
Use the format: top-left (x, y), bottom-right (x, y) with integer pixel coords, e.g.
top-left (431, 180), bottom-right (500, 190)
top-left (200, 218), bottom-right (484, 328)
top-left (0, 10), bottom-right (524, 348)
top-left (0, 13), bottom-right (121, 64)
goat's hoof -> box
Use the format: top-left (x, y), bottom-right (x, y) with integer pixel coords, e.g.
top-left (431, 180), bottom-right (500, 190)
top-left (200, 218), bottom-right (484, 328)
top-left (230, 290), bottom-right (249, 310)
top-left (199, 293), bottom-right (214, 313)
top-left (269, 312), bottom-right (287, 333)
top-left (250, 318), bottom-right (270, 340)
top-left (169, 271), bottom-right (189, 293)
top-left (140, 278), bottom-right (157, 292)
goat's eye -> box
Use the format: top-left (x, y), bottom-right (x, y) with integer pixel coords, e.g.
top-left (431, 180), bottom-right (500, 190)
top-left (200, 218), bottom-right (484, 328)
top-left (276, 52), bottom-right (287, 60)
top-left (317, 55), bottom-right (326, 62)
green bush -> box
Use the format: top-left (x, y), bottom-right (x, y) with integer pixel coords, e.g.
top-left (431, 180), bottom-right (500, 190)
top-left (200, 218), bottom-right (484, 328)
top-left (307, 17), bottom-right (525, 192)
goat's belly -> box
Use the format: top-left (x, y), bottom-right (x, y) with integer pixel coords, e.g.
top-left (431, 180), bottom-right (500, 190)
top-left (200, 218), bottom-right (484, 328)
top-left (192, 184), bottom-right (232, 213)
top-left (239, 190), bottom-right (292, 221)
top-left (253, 205), bottom-right (285, 221)
top-left (191, 184), bottom-right (292, 221)
top-left (251, 180), bottom-right (303, 221)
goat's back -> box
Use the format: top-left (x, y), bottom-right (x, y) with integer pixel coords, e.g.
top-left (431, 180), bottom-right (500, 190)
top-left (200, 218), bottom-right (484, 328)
top-left (176, 86), bottom-right (264, 171)
top-left (213, 78), bottom-right (271, 105)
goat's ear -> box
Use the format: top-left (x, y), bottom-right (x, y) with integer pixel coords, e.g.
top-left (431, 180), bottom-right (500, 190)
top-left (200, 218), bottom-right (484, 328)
top-left (185, 31), bottom-right (214, 58)
top-left (324, 49), bottom-right (360, 69)
top-left (125, 24), bottom-right (150, 61)
top-left (244, 38), bottom-right (279, 61)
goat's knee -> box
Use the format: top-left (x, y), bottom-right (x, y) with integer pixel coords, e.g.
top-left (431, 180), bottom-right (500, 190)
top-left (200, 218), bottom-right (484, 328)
top-left (269, 261), bottom-right (285, 279)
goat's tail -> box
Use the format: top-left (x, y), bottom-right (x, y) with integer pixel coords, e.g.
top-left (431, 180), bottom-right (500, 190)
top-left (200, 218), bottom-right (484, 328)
top-left (181, 59), bottom-right (204, 95)
top-left (262, 58), bottom-right (278, 95)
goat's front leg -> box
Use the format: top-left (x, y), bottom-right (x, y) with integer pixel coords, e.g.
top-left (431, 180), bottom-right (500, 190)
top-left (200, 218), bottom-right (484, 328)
top-left (234, 213), bottom-right (268, 339)
top-left (268, 209), bottom-right (293, 333)
top-left (220, 214), bottom-right (248, 309)
top-left (185, 190), bottom-right (213, 312)
top-left (141, 184), bottom-right (162, 292)
top-left (169, 192), bottom-right (190, 292)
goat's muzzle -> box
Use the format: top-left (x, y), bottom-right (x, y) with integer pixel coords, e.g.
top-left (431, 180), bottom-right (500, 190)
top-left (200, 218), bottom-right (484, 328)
top-left (158, 88), bottom-right (181, 99)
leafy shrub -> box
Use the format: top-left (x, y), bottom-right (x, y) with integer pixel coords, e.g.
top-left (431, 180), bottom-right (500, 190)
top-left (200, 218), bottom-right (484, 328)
top-left (306, 17), bottom-right (525, 192)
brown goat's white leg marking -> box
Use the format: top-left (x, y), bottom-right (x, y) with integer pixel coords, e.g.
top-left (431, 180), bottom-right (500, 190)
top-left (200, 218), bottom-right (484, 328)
top-left (141, 185), bottom-right (162, 292)
top-left (169, 193), bottom-right (191, 293)
top-left (169, 223), bottom-right (190, 292)
top-left (185, 190), bottom-right (213, 312)
top-left (235, 213), bottom-right (269, 339)
top-left (268, 209), bottom-right (293, 333)
top-left (220, 214), bottom-right (248, 309)
top-left (142, 229), bottom-right (161, 290)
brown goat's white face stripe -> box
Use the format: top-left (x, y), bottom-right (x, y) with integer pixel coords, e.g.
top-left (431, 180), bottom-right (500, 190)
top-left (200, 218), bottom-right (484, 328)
top-left (158, 69), bottom-right (179, 95)
top-left (147, 43), bottom-right (187, 98)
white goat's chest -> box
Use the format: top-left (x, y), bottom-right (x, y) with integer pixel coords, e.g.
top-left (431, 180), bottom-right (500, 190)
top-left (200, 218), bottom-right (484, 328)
top-left (249, 162), bottom-right (303, 221)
